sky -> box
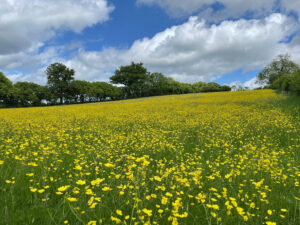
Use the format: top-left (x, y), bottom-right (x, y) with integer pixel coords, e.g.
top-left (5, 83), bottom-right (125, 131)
top-left (1, 0), bottom-right (300, 89)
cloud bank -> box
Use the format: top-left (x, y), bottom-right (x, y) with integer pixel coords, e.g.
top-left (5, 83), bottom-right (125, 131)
top-left (1, 0), bottom-right (300, 86)
top-left (66, 13), bottom-right (299, 83)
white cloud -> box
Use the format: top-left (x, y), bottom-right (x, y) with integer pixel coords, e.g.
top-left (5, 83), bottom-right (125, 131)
top-left (137, 0), bottom-right (275, 19)
top-left (230, 77), bottom-right (261, 90)
top-left (282, 0), bottom-right (300, 16)
top-left (2, 12), bottom-right (300, 85)
top-left (63, 13), bottom-right (298, 83)
top-left (0, 0), bottom-right (113, 54)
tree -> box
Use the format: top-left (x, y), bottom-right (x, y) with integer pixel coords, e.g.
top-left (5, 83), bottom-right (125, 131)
top-left (192, 81), bottom-right (206, 93)
top-left (46, 63), bottom-right (75, 104)
top-left (70, 80), bottom-right (90, 103)
top-left (290, 70), bottom-right (300, 95)
top-left (14, 82), bottom-right (47, 106)
top-left (0, 72), bottom-right (13, 105)
top-left (272, 69), bottom-right (300, 95)
top-left (110, 62), bottom-right (149, 98)
top-left (220, 85), bottom-right (231, 92)
top-left (201, 82), bottom-right (221, 92)
top-left (257, 54), bottom-right (299, 86)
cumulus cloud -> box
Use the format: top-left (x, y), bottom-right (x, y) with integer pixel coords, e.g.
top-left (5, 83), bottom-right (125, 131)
top-left (63, 13), bottom-right (299, 83)
top-left (2, 8), bottom-right (300, 85)
top-left (137, 0), bottom-right (275, 19)
top-left (0, 0), bottom-right (113, 54)
top-left (230, 77), bottom-right (261, 90)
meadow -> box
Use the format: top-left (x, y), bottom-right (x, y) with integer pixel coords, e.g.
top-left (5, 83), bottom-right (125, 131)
top-left (0, 90), bottom-right (299, 225)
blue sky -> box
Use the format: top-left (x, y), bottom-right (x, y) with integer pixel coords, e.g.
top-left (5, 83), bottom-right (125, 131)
top-left (0, 0), bottom-right (300, 88)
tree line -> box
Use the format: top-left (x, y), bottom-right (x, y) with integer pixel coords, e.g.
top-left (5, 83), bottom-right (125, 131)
top-left (0, 62), bottom-right (231, 107)
top-left (257, 54), bottom-right (300, 95)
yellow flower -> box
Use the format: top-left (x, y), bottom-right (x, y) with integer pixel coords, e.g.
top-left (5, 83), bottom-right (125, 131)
top-left (90, 203), bottom-right (97, 209)
top-left (73, 187), bottom-right (80, 194)
top-left (281, 209), bottom-right (287, 212)
top-left (87, 221), bottom-right (97, 225)
top-left (142, 208), bottom-right (152, 217)
top-left (111, 216), bottom-right (121, 224)
top-left (162, 196), bottom-right (168, 205)
top-left (102, 187), bottom-right (112, 191)
top-left (151, 194), bottom-right (157, 198)
top-left (76, 180), bottom-right (86, 185)
top-left (166, 192), bottom-right (173, 197)
top-left (0, 160), bottom-right (4, 165)
top-left (58, 185), bottom-right (70, 192)
top-left (267, 210), bottom-right (272, 215)
top-left (116, 209), bottom-right (122, 216)
top-left (30, 187), bottom-right (37, 192)
top-left (91, 178), bottom-right (105, 186)
top-left (236, 207), bottom-right (245, 216)
top-left (104, 163), bottom-right (115, 168)
top-left (85, 189), bottom-right (94, 195)
top-left (67, 197), bottom-right (77, 202)
top-left (74, 165), bottom-right (82, 171)
top-left (38, 189), bottom-right (45, 194)
top-left (154, 176), bottom-right (162, 182)
top-left (266, 222), bottom-right (276, 225)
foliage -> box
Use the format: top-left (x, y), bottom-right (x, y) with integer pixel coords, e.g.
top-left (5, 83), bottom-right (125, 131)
top-left (0, 90), bottom-right (299, 225)
top-left (0, 72), bottom-right (13, 105)
top-left (14, 82), bottom-right (49, 106)
top-left (69, 80), bottom-right (90, 103)
top-left (257, 54), bottom-right (299, 86)
top-left (110, 62), bottom-right (149, 98)
top-left (46, 63), bottom-right (75, 104)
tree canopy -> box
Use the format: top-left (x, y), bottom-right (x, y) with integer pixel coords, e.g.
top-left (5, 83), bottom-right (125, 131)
top-left (0, 72), bottom-right (13, 105)
top-left (257, 54), bottom-right (299, 86)
top-left (256, 54), bottom-right (300, 94)
top-left (46, 63), bottom-right (75, 104)
top-left (110, 62), bottom-right (150, 98)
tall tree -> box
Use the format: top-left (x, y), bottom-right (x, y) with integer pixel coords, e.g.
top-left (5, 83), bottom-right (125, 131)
top-left (0, 72), bottom-right (13, 105)
top-left (110, 62), bottom-right (149, 98)
top-left (257, 54), bottom-right (299, 86)
top-left (46, 63), bottom-right (75, 104)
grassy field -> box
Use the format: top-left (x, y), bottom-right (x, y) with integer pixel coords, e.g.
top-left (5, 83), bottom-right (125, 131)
top-left (0, 90), bottom-right (299, 225)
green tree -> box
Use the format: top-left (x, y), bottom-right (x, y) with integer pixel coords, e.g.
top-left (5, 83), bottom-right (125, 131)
top-left (220, 85), bottom-right (231, 92)
top-left (46, 63), bottom-right (75, 104)
top-left (110, 62), bottom-right (149, 98)
top-left (257, 54), bottom-right (299, 86)
top-left (70, 80), bottom-right (90, 103)
top-left (192, 81), bottom-right (206, 93)
top-left (148, 73), bottom-right (169, 95)
top-left (290, 70), bottom-right (300, 95)
top-left (0, 72), bottom-right (13, 105)
top-left (201, 82), bottom-right (222, 92)
top-left (273, 69), bottom-right (300, 95)
top-left (14, 82), bottom-right (46, 106)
